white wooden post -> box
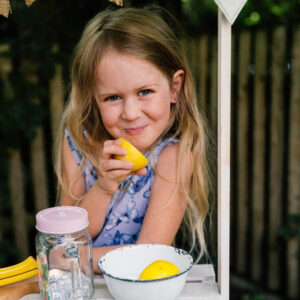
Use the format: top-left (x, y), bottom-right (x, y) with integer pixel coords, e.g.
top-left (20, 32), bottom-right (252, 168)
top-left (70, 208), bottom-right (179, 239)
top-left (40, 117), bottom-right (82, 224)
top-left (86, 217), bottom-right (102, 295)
top-left (217, 9), bottom-right (231, 299)
top-left (214, 1), bottom-right (248, 299)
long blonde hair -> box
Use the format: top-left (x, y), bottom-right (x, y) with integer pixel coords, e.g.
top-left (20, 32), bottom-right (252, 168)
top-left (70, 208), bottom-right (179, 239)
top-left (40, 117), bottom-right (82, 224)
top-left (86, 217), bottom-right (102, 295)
top-left (55, 6), bottom-right (213, 261)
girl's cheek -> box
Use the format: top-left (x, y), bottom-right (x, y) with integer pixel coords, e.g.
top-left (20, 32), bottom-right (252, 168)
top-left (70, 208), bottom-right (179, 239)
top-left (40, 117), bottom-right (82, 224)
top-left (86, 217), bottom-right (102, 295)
top-left (99, 106), bottom-right (120, 127)
top-left (145, 101), bottom-right (171, 119)
top-left (102, 116), bottom-right (118, 129)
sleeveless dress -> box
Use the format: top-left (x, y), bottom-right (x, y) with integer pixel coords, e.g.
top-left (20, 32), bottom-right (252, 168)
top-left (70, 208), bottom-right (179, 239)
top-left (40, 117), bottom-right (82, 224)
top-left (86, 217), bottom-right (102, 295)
top-left (65, 128), bottom-right (178, 247)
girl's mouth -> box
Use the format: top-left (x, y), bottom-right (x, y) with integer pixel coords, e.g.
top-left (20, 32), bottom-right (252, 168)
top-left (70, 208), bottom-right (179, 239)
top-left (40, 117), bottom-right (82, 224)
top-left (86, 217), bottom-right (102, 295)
top-left (124, 125), bottom-right (147, 135)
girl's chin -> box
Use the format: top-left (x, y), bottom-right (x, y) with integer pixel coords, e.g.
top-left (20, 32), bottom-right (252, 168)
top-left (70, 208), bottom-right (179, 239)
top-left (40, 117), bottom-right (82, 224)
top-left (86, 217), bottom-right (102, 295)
top-left (124, 138), bottom-right (150, 153)
top-left (115, 132), bottom-right (158, 152)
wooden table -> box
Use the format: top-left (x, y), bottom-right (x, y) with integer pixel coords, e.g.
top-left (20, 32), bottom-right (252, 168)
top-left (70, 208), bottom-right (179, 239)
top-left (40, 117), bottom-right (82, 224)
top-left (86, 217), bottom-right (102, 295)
top-left (21, 264), bottom-right (221, 299)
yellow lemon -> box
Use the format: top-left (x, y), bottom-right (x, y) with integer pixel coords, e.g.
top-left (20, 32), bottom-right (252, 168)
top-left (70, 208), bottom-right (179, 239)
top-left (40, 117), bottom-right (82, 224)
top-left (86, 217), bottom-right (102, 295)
top-left (114, 138), bottom-right (148, 171)
top-left (138, 260), bottom-right (180, 280)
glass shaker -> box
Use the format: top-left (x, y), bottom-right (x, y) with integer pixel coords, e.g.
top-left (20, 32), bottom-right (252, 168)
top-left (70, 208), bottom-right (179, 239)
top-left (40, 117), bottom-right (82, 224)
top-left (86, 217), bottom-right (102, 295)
top-left (35, 206), bottom-right (94, 300)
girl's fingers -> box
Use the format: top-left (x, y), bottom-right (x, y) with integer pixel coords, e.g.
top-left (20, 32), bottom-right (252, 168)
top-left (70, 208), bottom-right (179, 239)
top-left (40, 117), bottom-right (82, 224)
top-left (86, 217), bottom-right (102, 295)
top-left (107, 169), bottom-right (131, 180)
top-left (132, 167), bottom-right (147, 176)
top-left (99, 139), bottom-right (141, 186)
top-left (101, 159), bottom-right (133, 172)
top-left (102, 139), bottom-right (126, 159)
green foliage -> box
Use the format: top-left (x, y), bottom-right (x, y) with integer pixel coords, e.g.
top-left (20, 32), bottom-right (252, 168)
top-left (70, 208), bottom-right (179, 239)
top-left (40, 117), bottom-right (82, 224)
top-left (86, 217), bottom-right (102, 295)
top-left (238, 0), bottom-right (300, 28)
top-left (0, 0), bottom-right (112, 162)
top-left (182, 0), bottom-right (300, 35)
top-left (0, 239), bottom-right (20, 266)
top-left (181, 0), bottom-right (217, 35)
top-left (0, 74), bottom-right (45, 148)
top-left (242, 294), bottom-right (263, 300)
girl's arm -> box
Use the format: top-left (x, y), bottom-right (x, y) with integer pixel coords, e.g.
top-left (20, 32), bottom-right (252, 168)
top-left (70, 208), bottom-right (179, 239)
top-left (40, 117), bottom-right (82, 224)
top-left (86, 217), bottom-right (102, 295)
top-left (136, 142), bottom-right (190, 245)
top-left (91, 143), bottom-right (192, 273)
top-left (61, 136), bottom-right (147, 238)
top-left (60, 136), bottom-right (112, 238)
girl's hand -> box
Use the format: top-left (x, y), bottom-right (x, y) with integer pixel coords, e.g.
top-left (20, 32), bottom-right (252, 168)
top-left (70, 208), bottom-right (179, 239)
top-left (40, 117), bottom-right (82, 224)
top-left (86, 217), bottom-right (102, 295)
top-left (97, 139), bottom-right (144, 194)
top-left (132, 167), bottom-right (147, 176)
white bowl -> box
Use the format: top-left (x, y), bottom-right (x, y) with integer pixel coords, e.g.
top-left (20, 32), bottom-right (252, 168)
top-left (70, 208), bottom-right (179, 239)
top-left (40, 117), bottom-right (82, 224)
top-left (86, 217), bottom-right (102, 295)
top-left (98, 244), bottom-right (193, 300)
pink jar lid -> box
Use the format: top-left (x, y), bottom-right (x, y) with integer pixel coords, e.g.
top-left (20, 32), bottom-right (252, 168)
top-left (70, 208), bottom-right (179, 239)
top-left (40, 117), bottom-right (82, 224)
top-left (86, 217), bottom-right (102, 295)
top-left (36, 206), bottom-right (89, 234)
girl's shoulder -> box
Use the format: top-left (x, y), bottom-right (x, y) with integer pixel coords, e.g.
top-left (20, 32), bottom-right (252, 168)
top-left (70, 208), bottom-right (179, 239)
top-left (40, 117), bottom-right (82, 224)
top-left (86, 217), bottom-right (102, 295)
top-left (155, 138), bottom-right (193, 181)
top-left (64, 127), bottom-right (91, 165)
top-left (155, 139), bottom-right (179, 166)
top-left (64, 127), bottom-right (82, 165)
top-left (146, 138), bottom-right (179, 167)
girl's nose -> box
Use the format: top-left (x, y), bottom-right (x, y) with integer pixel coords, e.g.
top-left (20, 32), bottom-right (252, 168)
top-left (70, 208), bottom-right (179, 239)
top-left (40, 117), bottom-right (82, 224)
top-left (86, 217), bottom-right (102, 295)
top-left (122, 98), bottom-right (141, 121)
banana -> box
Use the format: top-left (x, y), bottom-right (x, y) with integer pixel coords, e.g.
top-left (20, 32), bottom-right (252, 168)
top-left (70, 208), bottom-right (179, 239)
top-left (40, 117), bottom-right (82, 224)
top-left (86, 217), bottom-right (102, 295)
top-left (0, 268), bottom-right (38, 286)
top-left (0, 256), bottom-right (37, 280)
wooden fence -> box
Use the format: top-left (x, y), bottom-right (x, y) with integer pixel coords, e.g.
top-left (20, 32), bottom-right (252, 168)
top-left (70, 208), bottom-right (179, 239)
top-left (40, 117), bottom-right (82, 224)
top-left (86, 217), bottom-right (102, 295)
top-left (0, 26), bottom-right (299, 299)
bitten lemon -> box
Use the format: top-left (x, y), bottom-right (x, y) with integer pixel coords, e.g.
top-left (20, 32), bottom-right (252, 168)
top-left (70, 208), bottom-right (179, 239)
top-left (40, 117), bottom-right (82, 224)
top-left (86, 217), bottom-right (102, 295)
top-left (138, 260), bottom-right (180, 280)
top-left (114, 138), bottom-right (148, 171)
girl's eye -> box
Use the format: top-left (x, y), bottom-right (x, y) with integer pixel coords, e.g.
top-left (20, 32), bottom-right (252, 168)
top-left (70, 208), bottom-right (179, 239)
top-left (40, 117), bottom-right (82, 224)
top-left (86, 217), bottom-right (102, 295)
top-left (139, 89), bottom-right (152, 96)
top-left (104, 95), bottom-right (120, 101)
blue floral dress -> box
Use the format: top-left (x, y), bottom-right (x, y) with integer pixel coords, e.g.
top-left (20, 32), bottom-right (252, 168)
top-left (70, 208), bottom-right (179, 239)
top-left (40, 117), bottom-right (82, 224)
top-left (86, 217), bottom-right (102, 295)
top-left (65, 128), bottom-right (178, 247)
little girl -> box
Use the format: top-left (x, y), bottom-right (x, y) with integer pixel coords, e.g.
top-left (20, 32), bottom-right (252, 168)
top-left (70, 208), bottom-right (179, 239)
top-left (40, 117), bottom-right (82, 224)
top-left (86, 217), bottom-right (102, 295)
top-left (55, 6), bottom-right (212, 272)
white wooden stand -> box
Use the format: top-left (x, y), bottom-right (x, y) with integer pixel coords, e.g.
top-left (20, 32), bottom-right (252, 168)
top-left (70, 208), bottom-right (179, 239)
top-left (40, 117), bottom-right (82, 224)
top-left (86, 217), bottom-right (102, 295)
top-left (21, 265), bottom-right (221, 300)
top-left (93, 265), bottom-right (221, 300)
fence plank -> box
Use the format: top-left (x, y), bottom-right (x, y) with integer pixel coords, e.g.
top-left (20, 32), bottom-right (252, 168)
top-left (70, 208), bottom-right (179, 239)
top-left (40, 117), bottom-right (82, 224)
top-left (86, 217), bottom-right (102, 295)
top-left (210, 37), bottom-right (218, 134)
top-left (182, 39), bottom-right (192, 73)
top-left (22, 70), bottom-right (50, 214)
top-left (230, 34), bottom-right (237, 270)
top-left (49, 64), bottom-right (65, 140)
top-left (189, 38), bottom-right (199, 84)
top-left (236, 31), bottom-right (251, 274)
top-left (251, 30), bottom-right (267, 282)
top-left (198, 36), bottom-right (209, 110)
top-left (231, 35), bottom-right (235, 82)
top-left (0, 44), bottom-right (11, 242)
top-left (8, 150), bottom-right (29, 259)
top-left (287, 26), bottom-right (300, 299)
top-left (30, 127), bottom-right (49, 213)
top-left (268, 26), bottom-right (286, 290)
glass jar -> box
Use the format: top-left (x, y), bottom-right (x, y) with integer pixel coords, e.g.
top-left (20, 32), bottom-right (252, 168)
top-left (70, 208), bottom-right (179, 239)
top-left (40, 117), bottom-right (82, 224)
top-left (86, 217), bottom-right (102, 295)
top-left (35, 206), bottom-right (94, 300)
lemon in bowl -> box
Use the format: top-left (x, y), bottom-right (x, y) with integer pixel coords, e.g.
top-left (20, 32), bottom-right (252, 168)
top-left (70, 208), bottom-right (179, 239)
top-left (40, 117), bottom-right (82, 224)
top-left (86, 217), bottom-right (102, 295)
top-left (138, 260), bottom-right (180, 280)
top-left (98, 244), bottom-right (193, 300)
top-left (114, 138), bottom-right (148, 171)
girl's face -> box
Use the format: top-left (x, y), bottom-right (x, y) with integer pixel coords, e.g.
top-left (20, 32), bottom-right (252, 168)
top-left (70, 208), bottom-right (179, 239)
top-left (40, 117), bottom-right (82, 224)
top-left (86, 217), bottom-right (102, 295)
top-left (94, 48), bottom-right (183, 153)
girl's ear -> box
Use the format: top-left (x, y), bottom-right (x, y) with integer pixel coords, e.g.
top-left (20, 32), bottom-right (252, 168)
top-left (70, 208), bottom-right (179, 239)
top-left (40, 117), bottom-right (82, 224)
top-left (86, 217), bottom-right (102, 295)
top-left (171, 69), bottom-right (185, 103)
